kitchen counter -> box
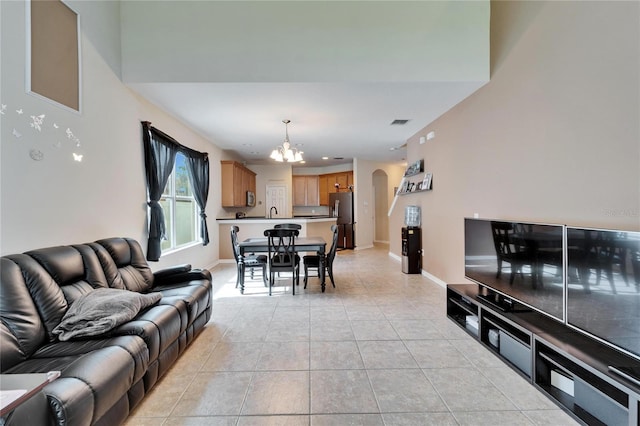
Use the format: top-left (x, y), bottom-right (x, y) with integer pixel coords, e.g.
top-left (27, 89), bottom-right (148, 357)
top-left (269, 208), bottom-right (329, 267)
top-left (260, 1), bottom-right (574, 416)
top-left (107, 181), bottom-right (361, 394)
top-left (217, 216), bottom-right (333, 222)
top-left (217, 216), bottom-right (337, 260)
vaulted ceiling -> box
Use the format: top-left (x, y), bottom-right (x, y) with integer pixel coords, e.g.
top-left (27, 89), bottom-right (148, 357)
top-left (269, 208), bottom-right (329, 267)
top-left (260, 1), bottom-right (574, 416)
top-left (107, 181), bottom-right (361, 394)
top-left (120, 1), bottom-right (490, 167)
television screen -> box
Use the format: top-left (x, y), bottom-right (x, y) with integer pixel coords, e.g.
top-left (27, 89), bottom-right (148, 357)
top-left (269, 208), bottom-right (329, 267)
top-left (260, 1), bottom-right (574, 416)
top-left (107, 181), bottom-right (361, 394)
top-left (464, 218), bottom-right (565, 321)
top-left (566, 227), bottom-right (640, 360)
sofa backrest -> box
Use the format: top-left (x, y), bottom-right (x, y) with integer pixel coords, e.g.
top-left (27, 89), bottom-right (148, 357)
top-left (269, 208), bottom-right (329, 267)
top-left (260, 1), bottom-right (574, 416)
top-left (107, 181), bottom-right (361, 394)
top-left (1, 256), bottom-right (60, 371)
top-left (28, 244), bottom-right (110, 303)
top-left (0, 237), bottom-right (154, 372)
top-left (93, 238), bottom-right (154, 293)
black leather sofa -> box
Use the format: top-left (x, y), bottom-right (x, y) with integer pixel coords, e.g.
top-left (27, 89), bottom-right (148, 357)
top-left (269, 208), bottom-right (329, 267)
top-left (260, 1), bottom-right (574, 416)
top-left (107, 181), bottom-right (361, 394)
top-left (0, 237), bottom-right (212, 425)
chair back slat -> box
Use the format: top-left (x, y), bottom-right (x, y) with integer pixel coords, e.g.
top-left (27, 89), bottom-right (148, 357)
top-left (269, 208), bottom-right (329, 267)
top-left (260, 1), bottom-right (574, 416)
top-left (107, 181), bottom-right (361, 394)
top-left (327, 224), bottom-right (340, 264)
top-left (274, 223), bottom-right (302, 230)
top-left (230, 226), bottom-right (242, 262)
top-left (264, 228), bottom-right (299, 268)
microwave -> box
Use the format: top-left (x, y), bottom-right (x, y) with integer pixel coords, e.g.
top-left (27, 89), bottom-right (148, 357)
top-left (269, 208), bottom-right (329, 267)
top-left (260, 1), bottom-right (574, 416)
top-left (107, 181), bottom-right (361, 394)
top-left (246, 191), bottom-right (255, 207)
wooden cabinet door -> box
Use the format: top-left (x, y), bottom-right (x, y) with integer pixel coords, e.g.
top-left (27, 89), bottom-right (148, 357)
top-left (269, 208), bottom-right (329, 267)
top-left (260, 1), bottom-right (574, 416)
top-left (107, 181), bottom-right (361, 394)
top-left (221, 161), bottom-right (235, 207)
top-left (248, 171), bottom-right (256, 194)
top-left (221, 160), bottom-right (256, 207)
top-left (306, 176), bottom-right (319, 206)
top-left (292, 176), bottom-right (306, 206)
top-left (327, 174), bottom-right (337, 194)
top-left (233, 164), bottom-right (245, 207)
top-left (319, 175), bottom-right (329, 206)
top-left (336, 173), bottom-right (348, 191)
top-left (293, 176), bottom-right (320, 206)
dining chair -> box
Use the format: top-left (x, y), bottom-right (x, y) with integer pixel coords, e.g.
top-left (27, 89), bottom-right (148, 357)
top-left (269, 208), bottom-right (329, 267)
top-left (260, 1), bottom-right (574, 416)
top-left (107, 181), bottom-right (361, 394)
top-left (274, 223), bottom-right (302, 230)
top-left (264, 228), bottom-right (300, 295)
top-left (230, 226), bottom-right (268, 292)
top-left (304, 224), bottom-right (339, 289)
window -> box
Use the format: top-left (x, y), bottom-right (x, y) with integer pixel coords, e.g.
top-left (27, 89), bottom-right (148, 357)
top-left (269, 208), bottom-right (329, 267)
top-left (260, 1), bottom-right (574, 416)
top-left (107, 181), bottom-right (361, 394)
top-left (160, 152), bottom-right (199, 251)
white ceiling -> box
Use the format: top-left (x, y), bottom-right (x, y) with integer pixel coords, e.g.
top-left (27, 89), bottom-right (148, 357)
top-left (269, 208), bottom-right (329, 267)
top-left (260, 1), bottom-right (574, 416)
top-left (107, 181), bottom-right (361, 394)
top-left (120, 1), bottom-right (490, 167)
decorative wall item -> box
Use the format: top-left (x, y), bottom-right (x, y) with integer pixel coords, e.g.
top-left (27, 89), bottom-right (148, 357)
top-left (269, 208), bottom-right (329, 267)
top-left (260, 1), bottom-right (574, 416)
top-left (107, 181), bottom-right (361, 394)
top-left (29, 149), bottom-right (44, 161)
top-left (1, 101), bottom-right (83, 162)
top-left (422, 173), bottom-right (432, 190)
top-left (28, 0), bottom-right (81, 112)
top-left (404, 159), bottom-right (424, 176)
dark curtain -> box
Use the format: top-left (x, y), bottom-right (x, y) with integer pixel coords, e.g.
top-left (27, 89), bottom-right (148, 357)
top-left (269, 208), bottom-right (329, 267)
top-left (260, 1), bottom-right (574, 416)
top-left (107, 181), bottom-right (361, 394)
top-left (185, 153), bottom-right (210, 245)
top-left (141, 121), bottom-right (211, 261)
top-left (142, 122), bottom-right (178, 261)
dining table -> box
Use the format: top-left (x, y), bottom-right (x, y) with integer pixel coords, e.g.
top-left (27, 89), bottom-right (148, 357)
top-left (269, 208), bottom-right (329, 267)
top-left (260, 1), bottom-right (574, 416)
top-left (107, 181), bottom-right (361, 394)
top-left (239, 236), bottom-right (327, 293)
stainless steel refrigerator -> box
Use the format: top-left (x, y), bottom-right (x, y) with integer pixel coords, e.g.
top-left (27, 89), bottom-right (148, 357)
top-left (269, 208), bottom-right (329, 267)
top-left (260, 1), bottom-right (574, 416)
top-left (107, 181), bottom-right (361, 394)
top-left (329, 192), bottom-right (355, 249)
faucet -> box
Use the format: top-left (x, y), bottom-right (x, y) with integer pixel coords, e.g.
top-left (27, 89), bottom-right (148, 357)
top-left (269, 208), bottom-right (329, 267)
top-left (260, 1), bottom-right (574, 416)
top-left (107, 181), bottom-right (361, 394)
top-left (269, 206), bottom-right (278, 218)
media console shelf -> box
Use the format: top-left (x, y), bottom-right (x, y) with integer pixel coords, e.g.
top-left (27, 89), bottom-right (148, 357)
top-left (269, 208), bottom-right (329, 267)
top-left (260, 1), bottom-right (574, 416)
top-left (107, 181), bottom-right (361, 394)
top-left (447, 284), bottom-right (640, 426)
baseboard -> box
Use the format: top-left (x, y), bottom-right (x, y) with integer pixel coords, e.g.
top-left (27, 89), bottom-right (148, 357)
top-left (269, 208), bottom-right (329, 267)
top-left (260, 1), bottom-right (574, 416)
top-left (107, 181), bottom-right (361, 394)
top-left (387, 251), bottom-right (446, 288)
top-left (354, 244), bottom-right (373, 250)
top-left (374, 239), bottom-right (390, 244)
top-left (422, 270), bottom-right (447, 288)
top-left (205, 260), bottom-right (222, 270)
top-left (388, 252), bottom-right (402, 262)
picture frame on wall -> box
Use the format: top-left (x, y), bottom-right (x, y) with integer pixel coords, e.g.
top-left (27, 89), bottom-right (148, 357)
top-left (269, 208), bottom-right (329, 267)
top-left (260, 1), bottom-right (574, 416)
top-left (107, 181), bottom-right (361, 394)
top-left (27, 0), bottom-right (81, 112)
top-left (422, 173), bottom-right (432, 190)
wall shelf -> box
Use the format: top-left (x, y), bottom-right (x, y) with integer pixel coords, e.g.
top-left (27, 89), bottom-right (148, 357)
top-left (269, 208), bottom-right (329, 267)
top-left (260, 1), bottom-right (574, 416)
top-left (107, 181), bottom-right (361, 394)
top-left (397, 159), bottom-right (432, 194)
top-left (397, 188), bottom-right (432, 196)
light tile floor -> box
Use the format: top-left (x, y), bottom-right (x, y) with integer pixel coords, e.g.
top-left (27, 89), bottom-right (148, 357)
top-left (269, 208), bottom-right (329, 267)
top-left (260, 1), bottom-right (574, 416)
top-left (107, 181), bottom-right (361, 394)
top-left (125, 244), bottom-right (578, 426)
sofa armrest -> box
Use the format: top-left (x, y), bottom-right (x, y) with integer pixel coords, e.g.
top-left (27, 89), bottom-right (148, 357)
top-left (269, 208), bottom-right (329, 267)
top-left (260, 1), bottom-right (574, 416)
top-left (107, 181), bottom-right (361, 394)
top-left (153, 264), bottom-right (192, 280)
top-left (153, 268), bottom-right (212, 287)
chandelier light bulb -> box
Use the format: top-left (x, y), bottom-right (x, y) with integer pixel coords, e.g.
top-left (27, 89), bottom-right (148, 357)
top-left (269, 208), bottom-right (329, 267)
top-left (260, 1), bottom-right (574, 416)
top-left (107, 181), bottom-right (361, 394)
top-left (271, 119), bottom-right (303, 163)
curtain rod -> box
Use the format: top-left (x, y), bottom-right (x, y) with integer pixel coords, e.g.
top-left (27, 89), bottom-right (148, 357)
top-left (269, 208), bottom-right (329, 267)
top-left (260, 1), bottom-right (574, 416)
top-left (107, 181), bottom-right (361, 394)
top-left (141, 121), bottom-right (208, 159)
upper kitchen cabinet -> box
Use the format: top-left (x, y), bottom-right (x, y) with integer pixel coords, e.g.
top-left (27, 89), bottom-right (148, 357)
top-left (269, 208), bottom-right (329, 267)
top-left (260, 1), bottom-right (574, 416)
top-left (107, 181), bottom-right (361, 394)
top-left (221, 161), bottom-right (256, 207)
top-left (293, 175), bottom-right (319, 206)
top-left (319, 171), bottom-right (353, 205)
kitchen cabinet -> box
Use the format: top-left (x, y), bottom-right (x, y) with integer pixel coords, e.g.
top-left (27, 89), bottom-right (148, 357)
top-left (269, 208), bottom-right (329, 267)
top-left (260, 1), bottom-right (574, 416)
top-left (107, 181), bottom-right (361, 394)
top-left (221, 161), bottom-right (256, 207)
top-left (293, 175), bottom-right (319, 206)
top-left (319, 175), bottom-right (329, 205)
top-left (318, 171), bottom-right (353, 205)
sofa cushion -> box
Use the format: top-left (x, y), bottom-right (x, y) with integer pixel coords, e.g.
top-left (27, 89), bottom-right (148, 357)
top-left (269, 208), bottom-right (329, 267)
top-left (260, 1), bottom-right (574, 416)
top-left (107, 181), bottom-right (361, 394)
top-left (26, 244), bottom-right (110, 303)
top-left (155, 279), bottom-right (211, 326)
top-left (33, 335), bottom-right (149, 384)
top-left (0, 258), bottom-right (49, 369)
top-left (92, 238), bottom-right (154, 292)
top-left (112, 304), bottom-right (183, 363)
top-left (53, 288), bottom-right (162, 341)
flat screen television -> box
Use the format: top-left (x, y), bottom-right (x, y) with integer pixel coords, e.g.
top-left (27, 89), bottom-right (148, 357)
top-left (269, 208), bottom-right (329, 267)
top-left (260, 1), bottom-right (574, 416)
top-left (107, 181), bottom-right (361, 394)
top-left (464, 218), bottom-right (565, 321)
top-left (566, 227), bottom-right (640, 361)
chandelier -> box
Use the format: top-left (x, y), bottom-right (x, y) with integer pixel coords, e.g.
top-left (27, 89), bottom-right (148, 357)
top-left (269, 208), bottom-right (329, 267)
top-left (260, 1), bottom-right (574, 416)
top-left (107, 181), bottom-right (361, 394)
top-left (270, 119), bottom-right (303, 162)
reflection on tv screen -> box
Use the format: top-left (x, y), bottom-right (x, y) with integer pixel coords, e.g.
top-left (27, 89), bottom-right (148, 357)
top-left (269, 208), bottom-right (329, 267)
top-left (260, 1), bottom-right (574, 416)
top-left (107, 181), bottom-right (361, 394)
top-left (464, 219), bottom-right (564, 321)
top-left (566, 227), bottom-right (640, 359)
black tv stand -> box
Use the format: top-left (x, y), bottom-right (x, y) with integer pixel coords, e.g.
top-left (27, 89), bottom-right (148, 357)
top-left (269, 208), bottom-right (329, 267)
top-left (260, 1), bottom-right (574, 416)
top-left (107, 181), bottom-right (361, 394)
top-left (476, 292), bottom-right (532, 313)
top-left (447, 284), bottom-right (640, 426)
top-left (609, 365), bottom-right (640, 388)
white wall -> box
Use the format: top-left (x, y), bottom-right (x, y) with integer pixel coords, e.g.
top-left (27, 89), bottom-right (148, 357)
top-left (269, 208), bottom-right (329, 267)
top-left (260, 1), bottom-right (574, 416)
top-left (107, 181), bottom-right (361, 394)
top-left (0, 1), bottom-right (223, 270)
top-left (391, 1), bottom-right (640, 284)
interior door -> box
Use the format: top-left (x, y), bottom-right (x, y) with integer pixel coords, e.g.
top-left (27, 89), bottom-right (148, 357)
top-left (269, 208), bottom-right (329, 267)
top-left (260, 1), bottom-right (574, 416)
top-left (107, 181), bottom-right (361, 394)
top-left (265, 184), bottom-right (287, 217)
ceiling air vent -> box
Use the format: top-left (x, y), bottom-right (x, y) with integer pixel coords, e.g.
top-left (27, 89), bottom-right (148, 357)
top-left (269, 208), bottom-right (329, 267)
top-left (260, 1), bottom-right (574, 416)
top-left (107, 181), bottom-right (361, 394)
top-left (391, 119), bottom-right (410, 125)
